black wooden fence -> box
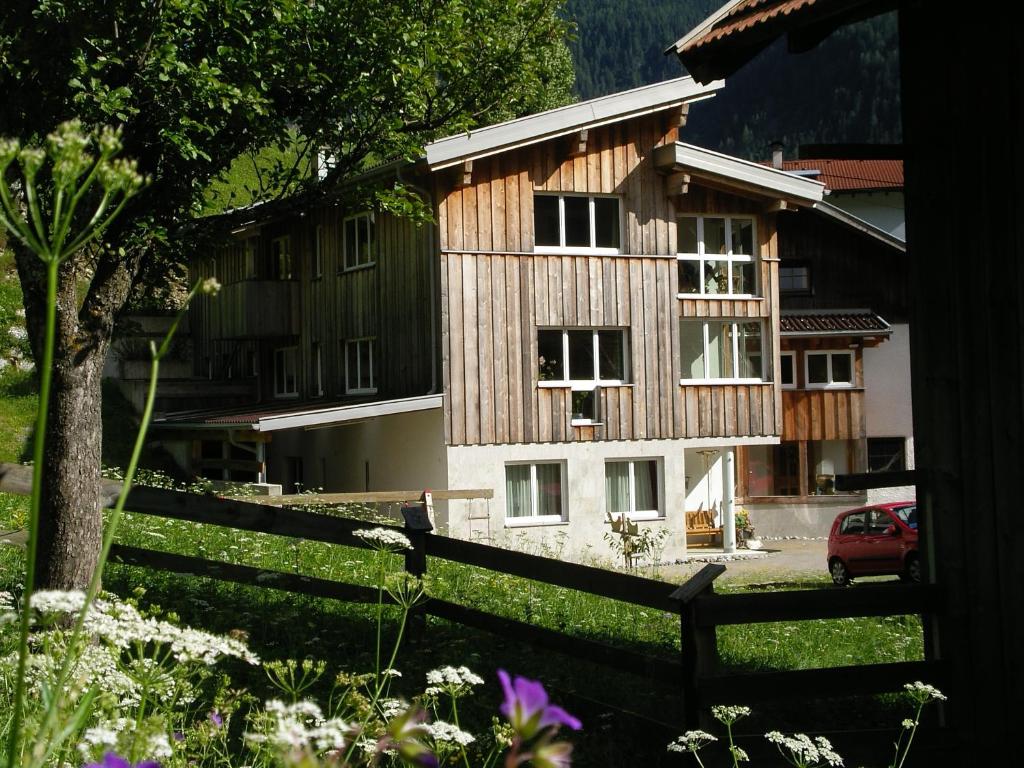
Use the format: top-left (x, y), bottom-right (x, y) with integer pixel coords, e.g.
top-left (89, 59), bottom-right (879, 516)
top-left (83, 481), bottom-right (945, 729)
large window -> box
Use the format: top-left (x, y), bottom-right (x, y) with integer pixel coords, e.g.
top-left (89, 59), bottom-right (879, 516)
top-left (605, 459), bottom-right (661, 520)
top-left (344, 338), bottom-right (376, 394)
top-left (270, 236), bottom-right (293, 280)
top-left (534, 194), bottom-right (621, 253)
top-left (505, 462), bottom-right (565, 524)
top-left (537, 328), bottom-right (628, 423)
top-left (677, 216), bottom-right (756, 296)
top-left (343, 213), bottom-right (375, 270)
top-left (680, 320), bottom-right (764, 382)
top-left (273, 347), bottom-right (298, 398)
top-left (745, 442), bottom-right (800, 497)
top-left (805, 350), bottom-right (854, 388)
top-left (868, 437), bottom-right (906, 473)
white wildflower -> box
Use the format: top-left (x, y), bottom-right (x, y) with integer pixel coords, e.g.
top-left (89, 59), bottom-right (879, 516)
top-left (667, 730), bottom-right (717, 753)
top-left (8, 326), bottom-right (26, 341)
top-left (147, 732), bottom-right (173, 760)
top-left (381, 667), bottom-right (402, 678)
top-left (765, 732), bottom-right (843, 767)
top-left (904, 681), bottom-right (946, 703)
top-left (730, 745), bottom-right (750, 763)
top-left (423, 721), bottom-right (475, 746)
top-left (77, 725), bottom-right (120, 755)
top-left (711, 704), bottom-right (751, 725)
top-left (248, 699), bottom-right (350, 752)
top-left (200, 277), bottom-right (222, 296)
top-left (29, 589), bottom-right (87, 614)
top-left (425, 665), bottom-right (485, 693)
top-left (354, 527), bottom-right (411, 551)
top-left (901, 718), bottom-right (915, 730)
top-left (379, 698), bottom-right (408, 719)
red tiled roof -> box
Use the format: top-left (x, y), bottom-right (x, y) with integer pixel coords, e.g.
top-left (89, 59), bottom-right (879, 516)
top-left (781, 310), bottom-right (891, 335)
top-left (781, 159), bottom-right (903, 191)
top-left (679, 0), bottom-right (821, 54)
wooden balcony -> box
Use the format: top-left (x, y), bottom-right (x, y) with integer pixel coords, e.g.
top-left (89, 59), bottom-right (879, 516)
top-left (781, 388), bottom-right (865, 441)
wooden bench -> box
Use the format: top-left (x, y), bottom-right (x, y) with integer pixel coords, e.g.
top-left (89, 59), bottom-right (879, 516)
top-left (686, 507), bottom-right (723, 548)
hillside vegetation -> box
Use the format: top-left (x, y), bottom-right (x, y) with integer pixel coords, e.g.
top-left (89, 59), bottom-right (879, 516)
top-left (565, 1), bottom-right (901, 159)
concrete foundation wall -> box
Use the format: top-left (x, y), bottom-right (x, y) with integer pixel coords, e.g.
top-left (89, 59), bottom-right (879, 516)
top-left (745, 496), bottom-right (866, 538)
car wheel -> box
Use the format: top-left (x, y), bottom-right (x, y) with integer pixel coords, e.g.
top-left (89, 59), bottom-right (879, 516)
top-left (829, 558), bottom-right (851, 586)
top-left (903, 554), bottom-right (922, 584)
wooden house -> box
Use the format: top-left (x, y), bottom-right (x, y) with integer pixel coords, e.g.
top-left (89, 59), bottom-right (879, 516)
top-left (158, 77), bottom-right (852, 560)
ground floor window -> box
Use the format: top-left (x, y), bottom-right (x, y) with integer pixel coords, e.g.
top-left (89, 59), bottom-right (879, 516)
top-left (605, 459), bottom-right (661, 520)
top-left (742, 439), bottom-right (863, 498)
top-left (868, 436), bottom-right (906, 472)
top-left (344, 338), bottom-right (376, 394)
top-left (505, 462), bottom-right (564, 524)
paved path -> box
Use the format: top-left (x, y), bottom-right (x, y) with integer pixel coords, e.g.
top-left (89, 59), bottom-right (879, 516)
top-left (657, 538), bottom-right (831, 585)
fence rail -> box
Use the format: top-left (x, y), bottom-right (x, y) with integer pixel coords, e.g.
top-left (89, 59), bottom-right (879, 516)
top-left (0, 463), bottom-right (942, 730)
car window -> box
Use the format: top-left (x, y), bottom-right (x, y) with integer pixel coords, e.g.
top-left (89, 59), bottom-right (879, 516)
top-left (840, 512), bottom-right (866, 535)
top-left (893, 505), bottom-right (918, 528)
top-left (868, 509), bottom-right (893, 535)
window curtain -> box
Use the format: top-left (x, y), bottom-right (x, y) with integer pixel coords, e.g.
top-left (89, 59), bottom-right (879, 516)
top-left (634, 460), bottom-right (658, 512)
top-left (605, 462), bottom-right (630, 514)
top-left (535, 463), bottom-right (562, 517)
top-left (506, 465), bottom-right (531, 517)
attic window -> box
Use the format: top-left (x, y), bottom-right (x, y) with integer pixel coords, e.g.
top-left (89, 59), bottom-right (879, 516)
top-left (534, 194), bottom-right (621, 254)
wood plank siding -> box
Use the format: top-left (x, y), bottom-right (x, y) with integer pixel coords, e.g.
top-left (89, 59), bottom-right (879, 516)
top-left (437, 113), bottom-right (782, 445)
top-left (191, 204), bottom-right (436, 402)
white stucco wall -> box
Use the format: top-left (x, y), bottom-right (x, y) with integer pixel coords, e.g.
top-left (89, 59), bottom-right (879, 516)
top-left (863, 322), bottom-right (916, 503)
top-left (266, 407), bottom-right (448, 501)
top-left (829, 191), bottom-right (906, 240)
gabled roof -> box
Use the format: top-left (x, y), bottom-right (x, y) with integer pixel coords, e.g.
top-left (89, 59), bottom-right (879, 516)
top-left (425, 77), bottom-right (724, 170)
top-left (781, 309), bottom-right (891, 336)
top-left (654, 142), bottom-right (826, 204)
top-left (780, 158), bottom-right (903, 191)
top-left (669, 0), bottom-right (895, 83)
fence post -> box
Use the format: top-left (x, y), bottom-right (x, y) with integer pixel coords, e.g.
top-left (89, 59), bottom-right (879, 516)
top-left (670, 563), bottom-right (725, 729)
top-left (401, 491), bottom-right (434, 642)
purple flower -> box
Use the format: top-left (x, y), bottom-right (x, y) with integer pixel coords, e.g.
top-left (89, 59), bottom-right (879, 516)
top-left (497, 670), bottom-right (582, 740)
top-left (85, 754), bottom-right (160, 768)
top-left (208, 710), bottom-right (223, 728)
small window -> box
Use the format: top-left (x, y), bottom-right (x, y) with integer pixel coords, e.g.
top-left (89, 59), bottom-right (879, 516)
top-left (344, 338), bottom-right (376, 394)
top-left (343, 213), bottom-right (375, 270)
top-left (805, 351), bottom-right (855, 388)
top-left (270, 236), bottom-right (293, 280)
top-left (605, 459), bottom-right (661, 520)
top-left (313, 225), bottom-right (324, 279)
top-left (534, 194), bottom-right (621, 253)
top-left (779, 264), bottom-right (811, 294)
top-left (273, 347), bottom-right (298, 398)
top-left (868, 437), bottom-right (906, 473)
top-left (536, 328), bottom-right (629, 385)
top-left (505, 462), bottom-right (565, 524)
top-left (680, 320), bottom-right (765, 382)
top-left (780, 351), bottom-right (796, 389)
top-left (677, 216), bottom-right (757, 297)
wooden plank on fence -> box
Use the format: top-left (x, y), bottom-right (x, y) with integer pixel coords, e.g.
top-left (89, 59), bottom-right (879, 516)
top-left (236, 488), bottom-right (495, 505)
top-left (120, 485), bottom-right (390, 548)
top-left (835, 470), bottom-right (917, 491)
top-left (698, 660), bottom-right (945, 703)
top-left (425, 534), bottom-right (679, 612)
top-left (693, 583), bottom-right (941, 627)
top-left (426, 597), bottom-right (682, 685)
top-left (109, 545), bottom-right (382, 604)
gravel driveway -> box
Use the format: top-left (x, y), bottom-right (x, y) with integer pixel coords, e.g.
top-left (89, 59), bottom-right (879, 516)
top-left (657, 538), bottom-right (831, 585)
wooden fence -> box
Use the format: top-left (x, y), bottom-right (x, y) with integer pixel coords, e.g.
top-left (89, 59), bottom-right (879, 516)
top-left (0, 463), bottom-right (943, 730)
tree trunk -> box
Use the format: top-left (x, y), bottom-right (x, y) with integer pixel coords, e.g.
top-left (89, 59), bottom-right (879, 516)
top-left (36, 345), bottom-right (108, 590)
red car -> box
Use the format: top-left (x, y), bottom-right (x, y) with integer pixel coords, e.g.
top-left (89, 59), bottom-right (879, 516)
top-left (827, 501), bottom-right (919, 585)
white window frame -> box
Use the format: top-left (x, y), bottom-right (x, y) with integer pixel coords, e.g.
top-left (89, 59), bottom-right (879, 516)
top-left (504, 461), bottom-right (567, 526)
top-left (342, 212), bottom-right (375, 271)
top-left (313, 224), bottom-right (324, 279)
top-left (344, 337), bottom-right (377, 394)
top-left (273, 347), bottom-right (299, 398)
top-left (533, 193), bottom-right (622, 255)
top-left (804, 350), bottom-right (855, 389)
top-left (271, 235), bottom-right (294, 280)
top-left (679, 320), bottom-right (766, 384)
top-left (536, 328), bottom-right (629, 389)
top-left (676, 215), bottom-right (758, 298)
top-left (312, 342), bottom-right (324, 397)
top-left (605, 458), bottom-right (663, 521)
top-left (780, 351), bottom-right (797, 390)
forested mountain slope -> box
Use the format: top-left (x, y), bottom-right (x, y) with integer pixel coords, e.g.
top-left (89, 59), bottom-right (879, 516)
top-left (564, 1), bottom-right (901, 159)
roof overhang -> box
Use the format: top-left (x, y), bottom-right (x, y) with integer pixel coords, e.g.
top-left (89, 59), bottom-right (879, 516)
top-left (154, 394), bottom-right (443, 434)
top-left (781, 308), bottom-right (892, 337)
top-left (654, 142), bottom-right (826, 204)
top-left (425, 77), bottom-right (724, 171)
top-left (810, 200), bottom-right (906, 251)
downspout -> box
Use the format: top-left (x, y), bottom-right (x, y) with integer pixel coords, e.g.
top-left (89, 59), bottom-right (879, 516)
top-left (396, 163), bottom-right (439, 395)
